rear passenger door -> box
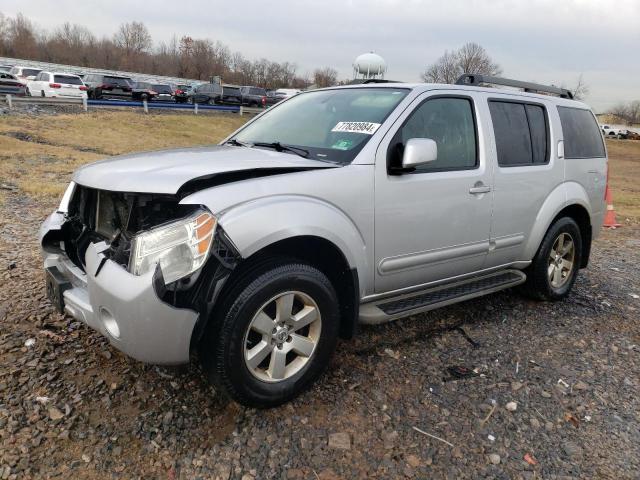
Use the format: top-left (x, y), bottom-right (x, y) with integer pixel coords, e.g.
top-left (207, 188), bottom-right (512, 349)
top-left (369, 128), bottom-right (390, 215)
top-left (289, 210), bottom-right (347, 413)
top-left (485, 97), bottom-right (562, 267)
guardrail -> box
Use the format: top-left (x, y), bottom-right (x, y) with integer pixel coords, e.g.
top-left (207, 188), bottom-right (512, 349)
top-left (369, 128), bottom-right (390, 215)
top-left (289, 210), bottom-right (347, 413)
top-left (1, 95), bottom-right (264, 115)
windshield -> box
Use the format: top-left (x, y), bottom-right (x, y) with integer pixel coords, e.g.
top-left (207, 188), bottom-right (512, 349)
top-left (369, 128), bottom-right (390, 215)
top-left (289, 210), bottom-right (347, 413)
top-left (233, 87), bottom-right (409, 164)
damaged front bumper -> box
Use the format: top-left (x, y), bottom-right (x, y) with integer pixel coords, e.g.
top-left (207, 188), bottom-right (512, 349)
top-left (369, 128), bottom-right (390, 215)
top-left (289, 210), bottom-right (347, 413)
top-left (40, 212), bottom-right (199, 365)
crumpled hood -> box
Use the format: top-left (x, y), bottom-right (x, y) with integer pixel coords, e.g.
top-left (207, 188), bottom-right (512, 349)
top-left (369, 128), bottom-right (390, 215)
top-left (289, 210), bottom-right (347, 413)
top-left (73, 145), bottom-right (336, 194)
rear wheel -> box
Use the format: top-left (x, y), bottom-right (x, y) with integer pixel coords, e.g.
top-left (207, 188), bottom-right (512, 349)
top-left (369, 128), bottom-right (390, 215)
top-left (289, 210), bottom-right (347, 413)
top-left (200, 260), bottom-right (340, 408)
top-left (521, 217), bottom-right (582, 301)
top-left (40, 90), bottom-right (45, 97)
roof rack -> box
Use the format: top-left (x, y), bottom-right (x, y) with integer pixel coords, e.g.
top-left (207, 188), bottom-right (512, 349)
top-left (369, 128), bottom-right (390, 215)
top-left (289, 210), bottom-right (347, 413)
top-left (360, 79), bottom-right (403, 84)
top-left (455, 74), bottom-right (573, 99)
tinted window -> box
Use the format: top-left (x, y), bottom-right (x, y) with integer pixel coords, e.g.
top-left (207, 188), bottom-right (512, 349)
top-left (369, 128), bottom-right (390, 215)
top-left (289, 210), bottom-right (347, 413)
top-left (54, 75), bottom-right (82, 85)
top-left (224, 87), bottom-right (240, 95)
top-left (153, 84), bottom-right (173, 94)
top-left (394, 97), bottom-right (477, 172)
top-left (105, 76), bottom-right (132, 87)
top-left (23, 68), bottom-right (40, 77)
top-left (526, 104), bottom-right (548, 164)
top-left (557, 107), bottom-right (605, 158)
top-left (489, 102), bottom-right (532, 166)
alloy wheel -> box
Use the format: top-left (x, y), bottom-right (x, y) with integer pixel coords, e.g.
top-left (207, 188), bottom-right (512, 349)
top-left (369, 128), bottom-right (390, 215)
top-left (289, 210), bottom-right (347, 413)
top-left (548, 232), bottom-right (575, 288)
top-left (243, 291), bottom-right (322, 383)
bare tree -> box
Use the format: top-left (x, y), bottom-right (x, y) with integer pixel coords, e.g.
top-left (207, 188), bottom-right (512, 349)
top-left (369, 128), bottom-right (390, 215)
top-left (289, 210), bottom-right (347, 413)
top-left (571, 74), bottom-right (589, 100)
top-left (114, 21), bottom-right (152, 56)
top-left (421, 42), bottom-right (501, 84)
top-left (421, 50), bottom-right (460, 84)
top-left (313, 67), bottom-right (338, 88)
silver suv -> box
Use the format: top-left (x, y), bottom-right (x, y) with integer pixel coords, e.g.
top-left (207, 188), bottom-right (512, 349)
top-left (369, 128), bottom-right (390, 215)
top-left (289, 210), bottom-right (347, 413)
top-left (40, 75), bottom-right (607, 407)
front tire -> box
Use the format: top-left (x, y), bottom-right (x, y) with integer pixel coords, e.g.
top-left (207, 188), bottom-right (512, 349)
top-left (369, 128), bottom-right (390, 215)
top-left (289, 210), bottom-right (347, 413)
top-left (521, 217), bottom-right (582, 301)
top-left (200, 260), bottom-right (340, 408)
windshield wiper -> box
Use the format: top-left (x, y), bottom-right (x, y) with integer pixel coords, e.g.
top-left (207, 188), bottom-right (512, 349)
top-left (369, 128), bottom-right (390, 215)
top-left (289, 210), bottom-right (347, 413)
top-left (252, 141), bottom-right (309, 158)
top-left (225, 138), bottom-right (250, 147)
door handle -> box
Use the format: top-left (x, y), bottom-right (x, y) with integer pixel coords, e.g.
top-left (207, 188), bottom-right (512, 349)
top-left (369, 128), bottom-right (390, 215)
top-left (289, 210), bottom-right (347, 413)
top-left (469, 183), bottom-right (491, 195)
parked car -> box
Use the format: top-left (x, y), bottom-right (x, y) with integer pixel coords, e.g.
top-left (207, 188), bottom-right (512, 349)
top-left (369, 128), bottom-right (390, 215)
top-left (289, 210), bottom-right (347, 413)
top-left (173, 83), bottom-right (192, 103)
top-left (9, 66), bottom-right (42, 88)
top-left (27, 72), bottom-right (87, 98)
top-left (187, 83), bottom-right (222, 104)
top-left (83, 74), bottom-right (133, 100)
top-left (265, 90), bottom-right (283, 107)
top-left (240, 86), bottom-right (267, 108)
top-left (600, 124), bottom-right (628, 139)
top-left (274, 88), bottom-right (300, 99)
top-left (131, 81), bottom-right (158, 101)
top-left (0, 72), bottom-right (27, 96)
top-left (151, 83), bottom-right (175, 102)
top-left (40, 75), bottom-right (607, 408)
top-left (219, 85), bottom-right (242, 105)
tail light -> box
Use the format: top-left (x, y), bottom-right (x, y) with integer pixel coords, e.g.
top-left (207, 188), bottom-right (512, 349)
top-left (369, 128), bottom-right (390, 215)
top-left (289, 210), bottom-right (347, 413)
top-left (98, 84), bottom-right (111, 89)
top-left (261, 96), bottom-right (266, 105)
top-left (49, 83), bottom-right (61, 88)
top-left (175, 89), bottom-right (183, 95)
top-left (79, 86), bottom-right (88, 91)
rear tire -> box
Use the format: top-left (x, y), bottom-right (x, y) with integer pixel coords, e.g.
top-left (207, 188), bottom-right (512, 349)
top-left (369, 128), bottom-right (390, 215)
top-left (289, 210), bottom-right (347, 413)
top-left (200, 260), bottom-right (340, 408)
top-left (521, 217), bottom-right (582, 301)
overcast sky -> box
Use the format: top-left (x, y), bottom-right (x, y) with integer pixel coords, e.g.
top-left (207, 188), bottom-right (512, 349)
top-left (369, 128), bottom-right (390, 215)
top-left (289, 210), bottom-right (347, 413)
top-left (4, 0), bottom-right (639, 111)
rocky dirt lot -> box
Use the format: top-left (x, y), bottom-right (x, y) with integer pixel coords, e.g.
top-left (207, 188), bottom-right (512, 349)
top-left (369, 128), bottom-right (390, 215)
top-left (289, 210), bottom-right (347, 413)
top-left (1, 112), bottom-right (639, 479)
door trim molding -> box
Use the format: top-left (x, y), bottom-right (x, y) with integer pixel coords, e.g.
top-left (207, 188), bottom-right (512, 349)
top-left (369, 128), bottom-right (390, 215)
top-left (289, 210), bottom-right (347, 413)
top-left (378, 239), bottom-right (490, 275)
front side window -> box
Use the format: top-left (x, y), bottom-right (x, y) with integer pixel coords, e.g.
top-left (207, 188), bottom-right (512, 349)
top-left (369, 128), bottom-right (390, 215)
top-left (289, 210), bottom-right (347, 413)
top-left (489, 100), bottom-right (549, 166)
top-left (389, 97), bottom-right (477, 172)
top-left (234, 87), bottom-right (409, 164)
top-left (557, 106), bottom-right (605, 158)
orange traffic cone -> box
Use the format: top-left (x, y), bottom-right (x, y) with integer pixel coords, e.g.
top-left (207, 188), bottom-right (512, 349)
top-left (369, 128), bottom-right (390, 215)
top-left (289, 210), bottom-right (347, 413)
top-left (603, 183), bottom-right (621, 228)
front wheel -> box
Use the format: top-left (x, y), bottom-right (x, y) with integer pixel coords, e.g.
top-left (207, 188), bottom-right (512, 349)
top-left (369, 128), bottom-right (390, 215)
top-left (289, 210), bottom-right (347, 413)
top-left (521, 217), bottom-right (582, 301)
top-left (200, 261), bottom-right (340, 408)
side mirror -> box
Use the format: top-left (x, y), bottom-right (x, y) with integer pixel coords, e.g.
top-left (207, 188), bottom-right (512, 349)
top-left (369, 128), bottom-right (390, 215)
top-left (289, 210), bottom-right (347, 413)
top-left (402, 138), bottom-right (438, 169)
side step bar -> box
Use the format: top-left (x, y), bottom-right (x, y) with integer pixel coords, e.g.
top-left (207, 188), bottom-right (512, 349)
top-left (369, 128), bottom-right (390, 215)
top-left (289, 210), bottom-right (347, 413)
top-left (359, 269), bottom-right (526, 325)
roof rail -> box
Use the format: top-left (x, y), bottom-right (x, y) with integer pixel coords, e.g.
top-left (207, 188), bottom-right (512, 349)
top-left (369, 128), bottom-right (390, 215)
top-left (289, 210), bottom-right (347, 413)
top-left (361, 79), bottom-right (403, 84)
top-left (455, 74), bottom-right (573, 99)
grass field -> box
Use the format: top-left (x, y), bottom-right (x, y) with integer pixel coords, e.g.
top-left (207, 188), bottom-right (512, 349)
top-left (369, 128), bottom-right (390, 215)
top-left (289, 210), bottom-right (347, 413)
top-left (0, 110), bottom-right (247, 201)
top-left (0, 110), bottom-right (638, 221)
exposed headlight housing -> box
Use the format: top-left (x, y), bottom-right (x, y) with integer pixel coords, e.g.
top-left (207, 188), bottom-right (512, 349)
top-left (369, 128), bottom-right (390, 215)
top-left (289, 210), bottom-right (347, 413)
top-left (129, 211), bottom-right (216, 284)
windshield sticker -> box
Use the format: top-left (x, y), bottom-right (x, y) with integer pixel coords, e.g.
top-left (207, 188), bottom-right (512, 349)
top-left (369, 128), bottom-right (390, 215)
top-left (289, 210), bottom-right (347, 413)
top-left (331, 139), bottom-right (353, 150)
top-left (331, 121), bottom-right (381, 135)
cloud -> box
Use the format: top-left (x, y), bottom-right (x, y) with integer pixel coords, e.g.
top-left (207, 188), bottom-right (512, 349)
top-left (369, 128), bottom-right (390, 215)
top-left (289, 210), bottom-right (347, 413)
top-left (3, 0), bottom-right (639, 109)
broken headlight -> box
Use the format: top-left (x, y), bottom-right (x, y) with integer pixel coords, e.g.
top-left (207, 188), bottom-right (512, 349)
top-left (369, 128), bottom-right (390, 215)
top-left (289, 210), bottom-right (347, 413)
top-left (129, 211), bottom-right (216, 284)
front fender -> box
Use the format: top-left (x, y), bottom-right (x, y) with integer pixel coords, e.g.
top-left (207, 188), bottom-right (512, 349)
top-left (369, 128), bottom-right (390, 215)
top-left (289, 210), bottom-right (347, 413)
top-left (214, 195), bottom-right (369, 286)
top-left (523, 181), bottom-right (592, 260)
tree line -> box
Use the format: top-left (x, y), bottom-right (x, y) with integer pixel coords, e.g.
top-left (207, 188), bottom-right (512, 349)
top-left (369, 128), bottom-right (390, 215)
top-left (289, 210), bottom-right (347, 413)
top-left (610, 101), bottom-right (640, 125)
top-left (0, 12), bottom-right (340, 88)
top-left (1, 12), bottom-right (594, 99)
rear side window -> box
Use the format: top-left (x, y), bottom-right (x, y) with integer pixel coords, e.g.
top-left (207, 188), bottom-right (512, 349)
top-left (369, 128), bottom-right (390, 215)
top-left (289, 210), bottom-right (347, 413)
top-left (489, 100), bottom-right (549, 166)
top-left (557, 107), bottom-right (605, 158)
top-left (54, 75), bottom-right (82, 85)
top-left (393, 96), bottom-right (478, 172)
top-left (23, 68), bottom-right (40, 77)
top-left (105, 76), bottom-right (131, 87)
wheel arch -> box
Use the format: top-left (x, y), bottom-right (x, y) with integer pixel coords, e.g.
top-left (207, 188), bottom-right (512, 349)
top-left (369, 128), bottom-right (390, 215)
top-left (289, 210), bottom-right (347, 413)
top-left (524, 182), bottom-right (593, 268)
top-left (221, 235), bottom-right (360, 340)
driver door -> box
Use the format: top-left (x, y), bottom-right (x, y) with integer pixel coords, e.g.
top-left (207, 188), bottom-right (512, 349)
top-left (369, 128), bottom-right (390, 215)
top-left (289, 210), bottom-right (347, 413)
top-left (374, 92), bottom-right (493, 293)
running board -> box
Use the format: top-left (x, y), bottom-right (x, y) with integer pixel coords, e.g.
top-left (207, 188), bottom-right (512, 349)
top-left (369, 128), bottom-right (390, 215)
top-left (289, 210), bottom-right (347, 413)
top-left (359, 269), bottom-right (526, 325)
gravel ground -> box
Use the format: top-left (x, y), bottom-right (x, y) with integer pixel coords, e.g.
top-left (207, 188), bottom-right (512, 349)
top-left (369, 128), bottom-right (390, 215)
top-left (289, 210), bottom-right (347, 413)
top-left (1, 189), bottom-right (639, 480)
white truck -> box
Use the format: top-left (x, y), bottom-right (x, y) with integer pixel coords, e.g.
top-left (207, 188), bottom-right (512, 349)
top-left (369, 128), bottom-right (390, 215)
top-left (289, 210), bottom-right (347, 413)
top-left (600, 124), bottom-right (629, 139)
